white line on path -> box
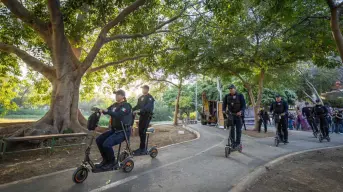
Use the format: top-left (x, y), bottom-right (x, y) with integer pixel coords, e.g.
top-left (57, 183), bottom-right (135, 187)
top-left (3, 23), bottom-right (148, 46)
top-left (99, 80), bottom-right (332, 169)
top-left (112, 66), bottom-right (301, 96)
top-left (89, 139), bottom-right (225, 192)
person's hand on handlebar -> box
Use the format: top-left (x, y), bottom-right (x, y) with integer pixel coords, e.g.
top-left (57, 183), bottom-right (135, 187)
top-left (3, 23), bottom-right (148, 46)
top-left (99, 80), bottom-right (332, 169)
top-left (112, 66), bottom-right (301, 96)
top-left (100, 109), bottom-right (108, 114)
top-left (236, 111), bottom-right (242, 116)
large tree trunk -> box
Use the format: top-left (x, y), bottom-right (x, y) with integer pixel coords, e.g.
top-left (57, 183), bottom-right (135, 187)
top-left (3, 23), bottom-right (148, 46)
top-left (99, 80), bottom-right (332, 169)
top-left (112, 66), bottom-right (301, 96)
top-left (173, 83), bottom-right (182, 126)
top-left (330, 6), bottom-right (343, 64)
top-left (253, 69), bottom-right (265, 130)
top-left (17, 75), bottom-right (86, 136)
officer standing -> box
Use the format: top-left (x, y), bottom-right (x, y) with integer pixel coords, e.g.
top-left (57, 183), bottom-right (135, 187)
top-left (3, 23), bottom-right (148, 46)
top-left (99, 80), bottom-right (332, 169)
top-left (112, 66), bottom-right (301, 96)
top-left (132, 85), bottom-right (155, 155)
top-left (270, 94), bottom-right (289, 143)
top-left (258, 108), bottom-right (269, 133)
top-left (312, 99), bottom-right (330, 139)
top-left (302, 102), bottom-right (318, 134)
top-left (222, 84), bottom-right (246, 149)
top-left (96, 90), bottom-right (133, 170)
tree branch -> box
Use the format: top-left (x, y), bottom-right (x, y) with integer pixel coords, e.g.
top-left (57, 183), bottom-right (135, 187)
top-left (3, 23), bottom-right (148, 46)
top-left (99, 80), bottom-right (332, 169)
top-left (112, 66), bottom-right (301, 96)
top-left (87, 54), bottom-right (149, 73)
top-left (302, 90), bottom-right (315, 103)
top-left (106, 6), bottom-right (188, 42)
top-left (0, 43), bottom-right (55, 81)
top-left (150, 79), bottom-right (178, 87)
top-left (87, 47), bottom-right (179, 73)
top-left (1, 0), bottom-right (51, 46)
top-left (81, 0), bottom-right (146, 74)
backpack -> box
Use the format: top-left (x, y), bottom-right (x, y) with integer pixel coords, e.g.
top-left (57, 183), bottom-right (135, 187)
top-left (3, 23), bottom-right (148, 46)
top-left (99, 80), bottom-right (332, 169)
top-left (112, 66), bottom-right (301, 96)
top-left (87, 111), bottom-right (101, 131)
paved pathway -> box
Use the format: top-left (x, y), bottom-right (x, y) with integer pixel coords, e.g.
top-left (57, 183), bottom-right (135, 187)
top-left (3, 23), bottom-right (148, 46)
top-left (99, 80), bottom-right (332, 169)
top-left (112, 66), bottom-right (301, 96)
top-left (1, 124), bottom-right (343, 192)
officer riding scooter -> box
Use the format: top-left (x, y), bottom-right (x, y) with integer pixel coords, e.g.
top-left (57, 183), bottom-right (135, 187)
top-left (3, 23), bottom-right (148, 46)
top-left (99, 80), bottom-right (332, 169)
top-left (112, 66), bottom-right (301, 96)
top-left (313, 99), bottom-right (330, 143)
top-left (72, 90), bottom-right (134, 183)
top-left (270, 94), bottom-right (289, 146)
top-left (222, 84), bottom-right (246, 157)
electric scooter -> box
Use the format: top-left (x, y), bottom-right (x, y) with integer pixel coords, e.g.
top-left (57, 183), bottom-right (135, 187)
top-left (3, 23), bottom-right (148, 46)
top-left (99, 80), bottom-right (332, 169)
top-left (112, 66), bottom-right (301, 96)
top-left (72, 108), bottom-right (134, 184)
top-left (224, 112), bottom-right (243, 157)
top-left (274, 114), bottom-right (287, 147)
top-left (317, 119), bottom-right (331, 143)
top-left (128, 113), bottom-right (158, 159)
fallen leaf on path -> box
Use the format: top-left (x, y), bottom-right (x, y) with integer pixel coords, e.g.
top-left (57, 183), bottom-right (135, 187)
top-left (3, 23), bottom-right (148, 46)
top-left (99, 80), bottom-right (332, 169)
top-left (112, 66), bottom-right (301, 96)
top-left (106, 180), bottom-right (111, 185)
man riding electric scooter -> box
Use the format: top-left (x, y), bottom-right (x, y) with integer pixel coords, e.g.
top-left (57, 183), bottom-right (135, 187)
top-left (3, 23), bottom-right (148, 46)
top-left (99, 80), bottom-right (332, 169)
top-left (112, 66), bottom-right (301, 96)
top-left (312, 99), bottom-right (330, 142)
top-left (95, 90), bottom-right (133, 171)
top-left (302, 102), bottom-right (318, 137)
top-left (223, 84), bottom-right (246, 151)
top-left (270, 94), bottom-right (289, 144)
top-left (132, 85), bottom-right (155, 155)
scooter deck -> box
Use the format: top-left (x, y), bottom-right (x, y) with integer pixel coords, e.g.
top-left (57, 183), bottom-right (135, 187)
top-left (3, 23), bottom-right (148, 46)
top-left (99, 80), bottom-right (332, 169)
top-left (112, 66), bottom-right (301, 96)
top-left (92, 165), bottom-right (120, 173)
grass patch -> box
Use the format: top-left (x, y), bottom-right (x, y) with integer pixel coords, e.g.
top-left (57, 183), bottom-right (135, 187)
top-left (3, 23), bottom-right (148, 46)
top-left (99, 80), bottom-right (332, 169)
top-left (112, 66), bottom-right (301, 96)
top-left (0, 118), bottom-right (36, 123)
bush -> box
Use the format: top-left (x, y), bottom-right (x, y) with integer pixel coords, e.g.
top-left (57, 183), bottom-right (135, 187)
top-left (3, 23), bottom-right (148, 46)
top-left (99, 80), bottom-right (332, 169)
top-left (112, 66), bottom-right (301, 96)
top-left (151, 101), bottom-right (173, 122)
top-left (325, 98), bottom-right (343, 108)
top-left (2, 108), bottom-right (48, 116)
top-left (190, 112), bottom-right (196, 120)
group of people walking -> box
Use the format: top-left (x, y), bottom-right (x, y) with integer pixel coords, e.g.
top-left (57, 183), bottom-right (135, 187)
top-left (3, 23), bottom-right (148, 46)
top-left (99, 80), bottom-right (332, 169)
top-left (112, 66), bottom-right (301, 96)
top-left (222, 83), bottom-right (339, 149)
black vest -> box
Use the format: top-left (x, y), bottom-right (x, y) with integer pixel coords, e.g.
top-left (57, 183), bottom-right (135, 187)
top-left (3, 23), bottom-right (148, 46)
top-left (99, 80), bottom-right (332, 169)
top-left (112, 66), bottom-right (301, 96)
top-left (108, 102), bottom-right (132, 130)
top-left (303, 107), bottom-right (312, 117)
top-left (227, 94), bottom-right (241, 113)
top-left (273, 102), bottom-right (284, 114)
top-left (314, 105), bottom-right (325, 116)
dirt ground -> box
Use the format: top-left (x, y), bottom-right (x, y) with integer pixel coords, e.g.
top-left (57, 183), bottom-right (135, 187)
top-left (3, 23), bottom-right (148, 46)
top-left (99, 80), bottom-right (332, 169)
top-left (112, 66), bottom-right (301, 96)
top-left (245, 147), bottom-right (343, 192)
top-left (0, 124), bottom-right (195, 185)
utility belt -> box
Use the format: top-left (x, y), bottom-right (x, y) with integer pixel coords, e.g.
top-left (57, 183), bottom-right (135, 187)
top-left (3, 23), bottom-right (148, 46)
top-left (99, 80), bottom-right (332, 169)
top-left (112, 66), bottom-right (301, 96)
top-left (273, 113), bottom-right (286, 123)
top-left (139, 111), bottom-right (154, 118)
top-left (111, 124), bottom-right (131, 132)
top-left (224, 111), bottom-right (241, 126)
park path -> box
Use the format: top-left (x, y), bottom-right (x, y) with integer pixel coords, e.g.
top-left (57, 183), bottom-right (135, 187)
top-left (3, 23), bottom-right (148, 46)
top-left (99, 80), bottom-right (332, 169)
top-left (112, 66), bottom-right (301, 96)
top-left (1, 124), bottom-right (343, 192)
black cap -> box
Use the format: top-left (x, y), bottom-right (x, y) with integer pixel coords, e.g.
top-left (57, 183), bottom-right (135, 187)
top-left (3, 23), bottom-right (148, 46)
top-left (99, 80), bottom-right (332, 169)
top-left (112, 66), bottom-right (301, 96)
top-left (275, 94), bottom-right (281, 98)
top-left (305, 102), bottom-right (309, 105)
top-left (228, 84), bottom-right (236, 89)
top-left (315, 99), bottom-right (320, 103)
top-left (141, 85), bottom-right (150, 90)
top-left (113, 89), bottom-right (126, 97)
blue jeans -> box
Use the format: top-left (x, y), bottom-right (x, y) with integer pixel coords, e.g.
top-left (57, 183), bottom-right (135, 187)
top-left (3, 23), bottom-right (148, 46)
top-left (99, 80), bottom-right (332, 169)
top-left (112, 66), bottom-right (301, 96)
top-left (96, 129), bottom-right (131, 162)
top-left (229, 116), bottom-right (242, 145)
top-left (335, 123), bottom-right (343, 133)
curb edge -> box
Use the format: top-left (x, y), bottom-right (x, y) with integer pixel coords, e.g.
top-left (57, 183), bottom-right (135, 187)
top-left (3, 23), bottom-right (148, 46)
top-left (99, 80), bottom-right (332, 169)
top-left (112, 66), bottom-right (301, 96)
top-left (229, 144), bottom-right (343, 192)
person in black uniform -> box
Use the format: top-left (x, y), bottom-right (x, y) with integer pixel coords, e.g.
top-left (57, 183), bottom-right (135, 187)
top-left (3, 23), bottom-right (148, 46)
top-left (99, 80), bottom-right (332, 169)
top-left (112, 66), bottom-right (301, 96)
top-left (270, 94), bottom-right (289, 143)
top-left (302, 102), bottom-right (318, 134)
top-left (312, 99), bottom-right (330, 139)
top-left (96, 90), bottom-right (133, 170)
top-left (222, 84), bottom-right (246, 149)
top-left (258, 108), bottom-right (269, 133)
top-left (132, 85), bottom-right (155, 155)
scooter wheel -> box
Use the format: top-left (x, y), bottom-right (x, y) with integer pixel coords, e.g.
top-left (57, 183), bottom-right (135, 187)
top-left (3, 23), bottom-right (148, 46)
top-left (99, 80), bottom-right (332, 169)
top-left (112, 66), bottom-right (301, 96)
top-left (149, 147), bottom-right (158, 158)
top-left (122, 159), bottom-right (134, 173)
top-left (225, 146), bottom-right (230, 158)
top-left (275, 138), bottom-right (279, 147)
top-left (319, 136), bottom-right (323, 143)
top-left (119, 151), bottom-right (130, 162)
top-left (72, 167), bottom-right (88, 184)
top-left (327, 137), bottom-right (331, 142)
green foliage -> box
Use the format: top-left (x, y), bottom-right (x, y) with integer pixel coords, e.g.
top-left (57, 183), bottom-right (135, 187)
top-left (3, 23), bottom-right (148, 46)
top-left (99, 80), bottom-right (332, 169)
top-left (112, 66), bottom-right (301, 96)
top-left (189, 111), bottom-right (196, 120)
top-left (151, 100), bottom-right (173, 122)
top-left (261, 88), bottom-right (297, 107)
top-left (325, 98), bottom-right (343, 108)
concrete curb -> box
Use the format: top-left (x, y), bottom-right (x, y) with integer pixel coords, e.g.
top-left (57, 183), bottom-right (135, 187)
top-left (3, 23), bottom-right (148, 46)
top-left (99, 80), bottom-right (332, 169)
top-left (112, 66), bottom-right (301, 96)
top-left (0, 124), bottom-right (200, 188)
top-left (229, 144), bottom-right (343, 192)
